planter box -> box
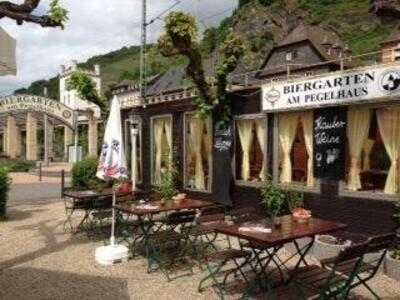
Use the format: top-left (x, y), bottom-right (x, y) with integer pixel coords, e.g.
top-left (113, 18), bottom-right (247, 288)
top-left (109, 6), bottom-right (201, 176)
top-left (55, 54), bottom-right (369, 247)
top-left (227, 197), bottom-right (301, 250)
top-left (312, 235), bottom-right (351, 261)
top-left (385, 252), bottom-right (400, 282)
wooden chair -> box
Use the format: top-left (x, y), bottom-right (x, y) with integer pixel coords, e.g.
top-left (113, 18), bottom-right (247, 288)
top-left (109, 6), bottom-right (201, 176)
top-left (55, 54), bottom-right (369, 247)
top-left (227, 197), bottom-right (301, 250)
top-left (279, 232), bottom-right (395, 300)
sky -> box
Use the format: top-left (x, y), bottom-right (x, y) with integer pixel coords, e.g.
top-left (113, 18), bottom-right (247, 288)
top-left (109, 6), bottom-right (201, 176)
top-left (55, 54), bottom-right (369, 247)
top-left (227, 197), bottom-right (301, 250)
top-left (0, 0), bottom-right (238, 95)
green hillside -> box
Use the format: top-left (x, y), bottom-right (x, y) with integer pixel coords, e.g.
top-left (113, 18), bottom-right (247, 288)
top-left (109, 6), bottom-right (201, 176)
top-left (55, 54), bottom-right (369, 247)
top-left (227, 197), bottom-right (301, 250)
top-left (15, 0), bottom-right (400, 100)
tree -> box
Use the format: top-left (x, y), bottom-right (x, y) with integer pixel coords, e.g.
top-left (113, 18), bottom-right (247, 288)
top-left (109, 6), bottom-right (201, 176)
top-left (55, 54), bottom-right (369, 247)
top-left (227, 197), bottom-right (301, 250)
top-left (157, 11), bottom-right (245, 129)
top-left (0, 0), bottom-right (68, 28)
top-left (66, 70), bottom-right (107, 116)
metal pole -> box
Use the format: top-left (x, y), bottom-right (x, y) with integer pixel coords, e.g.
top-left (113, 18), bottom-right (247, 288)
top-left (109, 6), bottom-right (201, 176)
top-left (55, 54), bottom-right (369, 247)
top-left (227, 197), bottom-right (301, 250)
top-left (131, 126), bottom-right (139, 192)
top-left (110, 189), bottom-right (116, 246)
top-left (139, 0), bottom-right (147, 101)
top-left (74, 122), bottom-right (79, 163)
top-left (44, 113), bottom-right (49, 167)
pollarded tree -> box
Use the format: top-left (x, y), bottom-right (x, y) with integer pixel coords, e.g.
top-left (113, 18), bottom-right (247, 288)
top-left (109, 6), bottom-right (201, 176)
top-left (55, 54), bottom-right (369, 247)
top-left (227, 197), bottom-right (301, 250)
top-left (157, 11), bottom-right (245, 129)
top-left (0, 0), bottom-right (68, 28)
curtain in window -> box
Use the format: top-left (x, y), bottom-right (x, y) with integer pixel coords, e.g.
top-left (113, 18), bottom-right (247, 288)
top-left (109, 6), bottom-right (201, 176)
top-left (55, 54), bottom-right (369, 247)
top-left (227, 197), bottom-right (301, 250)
top-left (164, 119), bottom-right (172, 164)
top-left (153, 118), bottom-right (165, 184)
top-left (301, 111), bottom-right (315, 187)
top-left (237, 119), bottom-right (254, 181)
top-left (362, 139), bottom-right (374, 171)
top-left (347, 108), bottom-right (371, 191)
top-left (255, 118), bottom-right (267, 181)
top-left (190, 117), bottom-right (205, 190)
top-left (377, 108), bottom-right (400, 194)
top-left (279, 113), bottom-right (299, 184)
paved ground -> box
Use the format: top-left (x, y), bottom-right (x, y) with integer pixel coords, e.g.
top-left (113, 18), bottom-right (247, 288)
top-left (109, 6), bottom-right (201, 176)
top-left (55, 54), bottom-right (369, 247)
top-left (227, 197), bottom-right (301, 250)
top-left (1, 174), bottom-right (400, 299)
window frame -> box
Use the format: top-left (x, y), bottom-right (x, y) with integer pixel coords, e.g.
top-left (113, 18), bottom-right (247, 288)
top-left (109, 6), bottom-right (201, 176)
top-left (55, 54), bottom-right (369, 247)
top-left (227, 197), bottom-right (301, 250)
top-left (150, 114), bottom-right (173, 185)
top-left (233, 113), bottom-right (268, 187)
top-left (338, 103), bottom-right (400, 200)
top-left (275, 110), bottom-right (321, 193)
top-left (183, 112), bottom-right (213, 193)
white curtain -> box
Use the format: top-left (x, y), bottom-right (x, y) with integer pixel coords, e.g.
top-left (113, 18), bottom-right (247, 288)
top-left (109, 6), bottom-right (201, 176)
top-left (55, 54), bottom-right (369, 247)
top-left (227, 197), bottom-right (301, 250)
top-left (164, 118), bottom-right (173, 165)
top-left (362, 139), bottom-right (375, 171)
top-left (255, 118), bottom-right (267, 181)
top-left (377, 108), bottom-right (400, 194)
top-left (237, 119), bottom-right (254, 181)
top-left (301, 111), bottom-right (315, 187)
top-left (347, 108), bottom-right (371, 191)
top-left (190, 117), bottom-right (205, 190)
top-left (153, 118), bottom-right (165, 184)
top-left (279, 113), bottom-right (299, 184)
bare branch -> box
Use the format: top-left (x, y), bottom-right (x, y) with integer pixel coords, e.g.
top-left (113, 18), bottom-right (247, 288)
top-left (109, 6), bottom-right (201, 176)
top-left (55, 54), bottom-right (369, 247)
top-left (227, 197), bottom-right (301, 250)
top-left (0, 0), bottom-right (64, 28)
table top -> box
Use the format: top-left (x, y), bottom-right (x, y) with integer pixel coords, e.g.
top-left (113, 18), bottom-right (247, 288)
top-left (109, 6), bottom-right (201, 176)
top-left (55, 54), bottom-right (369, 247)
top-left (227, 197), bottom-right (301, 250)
top-left (212, 215), bottom-right (347, 247)
top-left (115, 198), bottom-right (214, 216)
top-left (63, 188), bottom-right (132, 200)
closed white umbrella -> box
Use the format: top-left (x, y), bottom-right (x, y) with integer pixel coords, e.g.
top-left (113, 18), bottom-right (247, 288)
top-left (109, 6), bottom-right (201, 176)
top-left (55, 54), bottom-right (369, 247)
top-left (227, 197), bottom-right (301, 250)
top-left (0, 27), bottom-right (16, 76)
top-left (95, 96), bottom-right (129, 265)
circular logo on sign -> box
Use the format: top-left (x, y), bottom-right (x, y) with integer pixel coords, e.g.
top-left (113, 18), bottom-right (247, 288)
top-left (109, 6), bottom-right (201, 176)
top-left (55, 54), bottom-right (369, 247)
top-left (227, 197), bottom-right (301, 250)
top-left (62, 110), bottom-right (72, 119)
top-left (379, 70), bottom-right (400, 93)
top-left (265, 87), bottom-right (280, 104)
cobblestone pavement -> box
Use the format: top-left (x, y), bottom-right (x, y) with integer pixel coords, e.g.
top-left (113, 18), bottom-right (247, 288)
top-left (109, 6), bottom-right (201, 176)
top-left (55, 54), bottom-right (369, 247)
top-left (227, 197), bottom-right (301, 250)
top-left (0, 197), bottom-right (399, 299)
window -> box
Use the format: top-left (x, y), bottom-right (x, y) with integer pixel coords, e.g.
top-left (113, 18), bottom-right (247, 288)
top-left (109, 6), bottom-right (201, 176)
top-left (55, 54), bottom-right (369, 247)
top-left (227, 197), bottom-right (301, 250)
top-left (235, 116), bottom-right (267, 183)
top-left (286, 50), bottom-right (297, 62)
top-left (151, 115), bottom-right (172, 185)
top-left (344, 106), bottom-right (400, 195)
top-left (278, 111), bottom-right (315, 187)
top-left (184, 113), bottom-right (212, 192)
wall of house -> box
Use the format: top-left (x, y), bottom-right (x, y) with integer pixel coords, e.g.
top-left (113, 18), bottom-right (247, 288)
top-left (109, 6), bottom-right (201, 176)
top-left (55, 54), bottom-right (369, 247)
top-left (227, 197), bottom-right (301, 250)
top-left (263, 41), bottom-right (326, 71)
top-left (122, 90), bottom-right (396, 239)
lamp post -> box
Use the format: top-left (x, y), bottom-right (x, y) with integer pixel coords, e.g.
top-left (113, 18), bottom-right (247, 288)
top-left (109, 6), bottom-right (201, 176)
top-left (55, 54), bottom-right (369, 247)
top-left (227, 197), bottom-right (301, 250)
top-left (130, 125), bottom-right (139, 192)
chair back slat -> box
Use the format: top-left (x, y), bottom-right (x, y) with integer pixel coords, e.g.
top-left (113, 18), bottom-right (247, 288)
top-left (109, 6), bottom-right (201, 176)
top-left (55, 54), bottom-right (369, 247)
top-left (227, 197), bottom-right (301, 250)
top-left (336, 242), bottom-right (369, 263)
top-left (367, 233), bottom-right (395, 253)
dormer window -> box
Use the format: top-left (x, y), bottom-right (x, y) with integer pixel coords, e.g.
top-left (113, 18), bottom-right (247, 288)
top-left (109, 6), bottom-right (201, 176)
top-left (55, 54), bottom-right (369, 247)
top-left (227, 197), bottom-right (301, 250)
top-left (286, 50), bottom-right (298, 62)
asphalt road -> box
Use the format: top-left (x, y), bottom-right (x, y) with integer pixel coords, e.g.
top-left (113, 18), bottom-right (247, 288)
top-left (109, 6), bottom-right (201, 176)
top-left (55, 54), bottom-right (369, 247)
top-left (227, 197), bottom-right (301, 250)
top-left (9, 182), bottom-right (62, 204)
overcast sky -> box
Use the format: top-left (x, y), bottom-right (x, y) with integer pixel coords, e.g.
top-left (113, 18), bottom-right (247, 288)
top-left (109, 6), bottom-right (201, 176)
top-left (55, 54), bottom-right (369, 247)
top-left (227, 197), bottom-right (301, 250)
top-left (0, 0), bottom-right (238, 95)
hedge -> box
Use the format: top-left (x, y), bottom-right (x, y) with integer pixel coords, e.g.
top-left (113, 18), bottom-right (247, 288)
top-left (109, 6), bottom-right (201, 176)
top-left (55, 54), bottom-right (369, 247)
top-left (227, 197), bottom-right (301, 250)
top-left (0, 160), bottom-right (36, 172)
top-left (71, 156), bottom-right (106, 190)
top-left (0, 168), bottom-right (11, 219)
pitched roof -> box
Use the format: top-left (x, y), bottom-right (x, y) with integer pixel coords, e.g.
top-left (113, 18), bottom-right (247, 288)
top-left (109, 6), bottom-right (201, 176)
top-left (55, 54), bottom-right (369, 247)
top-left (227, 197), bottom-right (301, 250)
top-left (146, 66), bottom-right (188, 95)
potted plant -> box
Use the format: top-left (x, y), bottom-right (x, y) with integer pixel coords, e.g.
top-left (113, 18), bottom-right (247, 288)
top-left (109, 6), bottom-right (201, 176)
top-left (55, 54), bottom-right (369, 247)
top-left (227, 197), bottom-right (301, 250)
top-left (154, 167), bottom-right (178, 206)
top-left (261, 179), bottom-right (285, 227)
top-left (385, 202), bottom-right (400, 281)
top-left (312, 234), bottom-right (352, 261)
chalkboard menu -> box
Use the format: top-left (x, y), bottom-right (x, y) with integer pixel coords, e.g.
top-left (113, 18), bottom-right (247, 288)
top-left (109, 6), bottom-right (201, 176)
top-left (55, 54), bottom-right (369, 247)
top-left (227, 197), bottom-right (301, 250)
top-left (212, 126), bottom-right (233, 205)
top-left (313, 108), bottom-right (347, 181)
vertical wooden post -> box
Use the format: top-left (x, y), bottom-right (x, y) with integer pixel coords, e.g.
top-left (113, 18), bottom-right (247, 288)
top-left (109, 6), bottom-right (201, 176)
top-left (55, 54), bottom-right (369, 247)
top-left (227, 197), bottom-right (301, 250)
top-left (61, 169), bottom-right (65, 198)
top-left (39, 162), bottom-right (42, 182)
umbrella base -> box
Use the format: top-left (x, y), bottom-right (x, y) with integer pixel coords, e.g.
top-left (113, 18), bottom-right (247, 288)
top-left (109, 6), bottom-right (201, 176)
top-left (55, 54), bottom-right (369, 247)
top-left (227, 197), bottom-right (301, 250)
top-left (95, 244), bottom-right (129, 266)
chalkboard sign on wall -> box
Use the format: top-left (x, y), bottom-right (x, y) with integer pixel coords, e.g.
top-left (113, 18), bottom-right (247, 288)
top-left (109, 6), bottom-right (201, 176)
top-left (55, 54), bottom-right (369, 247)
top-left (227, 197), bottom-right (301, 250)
top-left (313, 108), bottom-right (347, 181)
top-left (212, 126), bottom-right (233, 205)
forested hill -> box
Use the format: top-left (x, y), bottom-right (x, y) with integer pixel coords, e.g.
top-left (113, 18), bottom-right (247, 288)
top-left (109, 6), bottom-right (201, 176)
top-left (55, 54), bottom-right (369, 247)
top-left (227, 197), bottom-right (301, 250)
top-left (16, 0), bottom-right (400, 100)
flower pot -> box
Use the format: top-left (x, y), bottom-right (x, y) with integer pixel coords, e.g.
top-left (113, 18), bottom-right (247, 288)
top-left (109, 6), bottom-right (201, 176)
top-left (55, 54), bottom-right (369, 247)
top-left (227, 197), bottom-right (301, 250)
top-left (312, 235), bottom-right (351, 261)
top-left (118, 182), bottom-right (132, 194)
top-left (385, 252), bottom-right (400, 282)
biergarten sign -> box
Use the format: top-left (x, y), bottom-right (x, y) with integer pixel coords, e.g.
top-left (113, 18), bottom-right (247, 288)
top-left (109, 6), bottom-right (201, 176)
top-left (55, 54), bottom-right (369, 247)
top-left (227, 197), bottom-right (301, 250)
top-left (0, 95), bottom-right (75, 128)
top-left (262, 63), bottom-right (400, 112)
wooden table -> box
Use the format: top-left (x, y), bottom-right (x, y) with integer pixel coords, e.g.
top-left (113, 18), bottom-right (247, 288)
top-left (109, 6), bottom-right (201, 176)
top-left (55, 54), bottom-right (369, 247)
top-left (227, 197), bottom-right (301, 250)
top-left (212, 216), bottom-right (347, 288)
top-left (115, 198), bottom-right (215, 280)
top-left (63, 188), bottom-right (135, 233)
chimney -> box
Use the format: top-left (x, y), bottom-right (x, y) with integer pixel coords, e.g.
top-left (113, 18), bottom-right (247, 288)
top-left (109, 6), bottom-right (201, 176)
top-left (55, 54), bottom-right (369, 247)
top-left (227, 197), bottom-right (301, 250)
top-left (94, 64), bottom-right (101, 75)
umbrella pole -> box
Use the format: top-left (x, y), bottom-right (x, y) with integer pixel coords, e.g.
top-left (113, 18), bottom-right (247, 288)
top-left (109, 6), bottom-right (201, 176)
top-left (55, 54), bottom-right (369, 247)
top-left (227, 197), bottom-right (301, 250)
top-left (110, 188), bottom-right (116, 246)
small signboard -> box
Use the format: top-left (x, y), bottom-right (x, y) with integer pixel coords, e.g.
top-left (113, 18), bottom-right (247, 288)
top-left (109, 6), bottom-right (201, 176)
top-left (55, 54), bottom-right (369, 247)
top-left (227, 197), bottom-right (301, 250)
top-left (313, 108), bottom-right (347, 180)
top-left (212, 126), bottom-right (233, 205)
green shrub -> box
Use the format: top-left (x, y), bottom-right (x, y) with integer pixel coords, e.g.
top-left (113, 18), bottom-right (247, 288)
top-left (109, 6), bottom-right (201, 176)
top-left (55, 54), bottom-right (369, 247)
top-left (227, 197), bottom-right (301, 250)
top-left (71, 156), bottom-right (105, 190)
top-left (0, 168), bottom-right (11, 219)
top-left (0, 160), bottom-right (36, 172)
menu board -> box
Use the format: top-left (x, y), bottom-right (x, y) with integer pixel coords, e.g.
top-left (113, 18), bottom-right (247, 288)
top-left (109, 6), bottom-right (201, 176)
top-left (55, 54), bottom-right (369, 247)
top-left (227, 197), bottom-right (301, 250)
top-left (313, 108), bottom-right (347, 181)
top-left (212, 126), bottom-right (233, 205)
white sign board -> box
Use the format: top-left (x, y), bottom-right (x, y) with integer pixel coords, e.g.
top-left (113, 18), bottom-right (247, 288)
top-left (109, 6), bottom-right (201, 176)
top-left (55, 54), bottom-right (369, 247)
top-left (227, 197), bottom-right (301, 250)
top-left (262, 64), bottom-right (400, 112)
top-left (0, 94), bottom-right (75, 128)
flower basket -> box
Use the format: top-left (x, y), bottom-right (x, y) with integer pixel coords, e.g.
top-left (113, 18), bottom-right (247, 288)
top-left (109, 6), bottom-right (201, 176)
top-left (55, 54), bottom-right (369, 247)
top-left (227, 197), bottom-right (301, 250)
top-left (385, 251), bottom-right (400, 282)
top-left (312, 235), bottom-right (351, 261)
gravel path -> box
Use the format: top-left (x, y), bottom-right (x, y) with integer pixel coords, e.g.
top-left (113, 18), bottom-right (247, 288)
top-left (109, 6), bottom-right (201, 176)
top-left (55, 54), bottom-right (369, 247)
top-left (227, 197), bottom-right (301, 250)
top-left (0, 200), bottom-right (399, 299)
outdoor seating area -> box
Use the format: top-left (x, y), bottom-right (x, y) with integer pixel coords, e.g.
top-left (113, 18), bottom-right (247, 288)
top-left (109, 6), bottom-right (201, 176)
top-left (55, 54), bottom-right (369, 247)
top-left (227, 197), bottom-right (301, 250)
top-left (58, 182), bottom-right (398, 299)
